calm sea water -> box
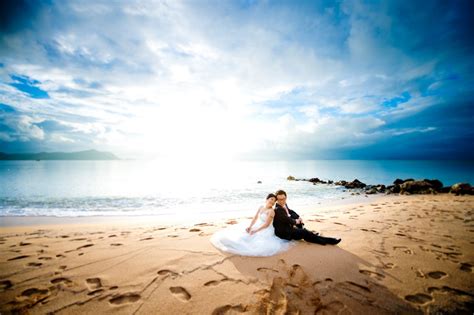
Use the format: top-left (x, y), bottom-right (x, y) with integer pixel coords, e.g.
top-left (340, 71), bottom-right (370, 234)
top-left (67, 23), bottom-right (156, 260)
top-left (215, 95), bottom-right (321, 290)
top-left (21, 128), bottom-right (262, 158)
top-left (0, 159), bottom-right (472, 219)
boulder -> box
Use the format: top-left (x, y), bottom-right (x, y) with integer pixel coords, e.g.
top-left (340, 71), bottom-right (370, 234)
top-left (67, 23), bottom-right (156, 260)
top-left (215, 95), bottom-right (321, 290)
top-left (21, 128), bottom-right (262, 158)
top-left (344, 179), bottom-right (367, 189)
top-left (450, 183), bottom-right (473, 195)
top-left (365, 188), bottom-right (378, 194)
top-left (400, 180), bottom-right (436, 195)
top-left (423, 179), bottom-right (443, 191)
top-left (335, 180), bottom-right (347, 186)
top-left (309, 177), bottom-right (327, 184)
top-left (393, 178), bottom-right (404, 185)
top-left (440, 186), bottom-right (451, 193)
top-left (393, 178), bottom-right (414, 185)
top-left (387, 185), bottom-right (400, 194)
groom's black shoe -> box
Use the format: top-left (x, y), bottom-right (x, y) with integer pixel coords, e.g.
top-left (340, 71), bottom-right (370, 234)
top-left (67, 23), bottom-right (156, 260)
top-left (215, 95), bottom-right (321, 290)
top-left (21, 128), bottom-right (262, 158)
top-left (328, 238), bottom-right (341, 245)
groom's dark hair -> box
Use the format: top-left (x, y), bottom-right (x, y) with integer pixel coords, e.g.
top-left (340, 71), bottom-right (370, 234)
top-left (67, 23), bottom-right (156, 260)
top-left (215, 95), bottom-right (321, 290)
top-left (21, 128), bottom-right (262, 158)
top-left (275, 190), bottom-right (287, 197)
top-left (266, 193), bottom-right (277, 200)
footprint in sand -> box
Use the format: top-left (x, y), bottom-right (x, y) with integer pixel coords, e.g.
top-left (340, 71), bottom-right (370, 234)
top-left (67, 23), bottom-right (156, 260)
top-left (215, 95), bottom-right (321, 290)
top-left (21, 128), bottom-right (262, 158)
top-left (359, 269), bottom-right (385, 279)
top-left (19, 242), bottom-right (32, 246)
top-left (7, 255), bottom-right (30, 261)
top-left (427, 271), bottom-right (447, 279)
top-left (428, 286), bottom-right (474, 297)
top-left (140, 237), bottom-right (153, 241)
top-left (108, 234), bottom-right (117, 238)
top-left (257, 267), bottom-right (279, 273)
top-left (404, 293), bottom-right (433, 305)
top-left (382, 262), bottom-right (395, 269)
top-left (189, 228), bottom-right (201, 232)
top-left (212, 304), bottom-right (246, 314)
top-left (110, 243), bottom-right (123, 246)
top-left (38, 256), bottom-right (53, 260)
top-left (86, 278), bottom-right (102, 290)
top-left (51, 277), bottom-right (73, 286)
top-left (0, 280), bottom-right (13, 291)
top-left (204, 279), bottom-right (233, 287)
top-left (170, 286), bottom-right (191, 301)
top-left (460, 262), bottom-right (472, 272)
top-left (393, 246), bottom-right (414, 255)
top-left (315, 301), bottom-right (347, 314)
top-left (88, 288), bottom-right (105, 296)
top-left (27, 262), bottom-right (42, 267)
top-left (157, 269), bottom-right (179, 278)
top-left (226, 220), bottom-right (238, 225)
top-left (70, 238), bottom-right (88, 241)
top-left (21, 287), bottom-right (50, 297)
top-left (77, 244), bottom-right (94, 250)
top-left (109, 293), bottom-right (141, 305)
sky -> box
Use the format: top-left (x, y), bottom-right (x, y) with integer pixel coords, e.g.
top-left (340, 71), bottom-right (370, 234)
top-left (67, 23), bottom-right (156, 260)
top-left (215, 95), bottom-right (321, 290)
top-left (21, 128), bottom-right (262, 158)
top-left (0, 0), bottom-right (473, 160)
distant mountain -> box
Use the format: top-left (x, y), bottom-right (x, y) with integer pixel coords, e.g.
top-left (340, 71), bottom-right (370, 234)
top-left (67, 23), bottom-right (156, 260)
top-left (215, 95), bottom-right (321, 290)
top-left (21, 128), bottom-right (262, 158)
top-left (0, 149), bottom-right (119, 160)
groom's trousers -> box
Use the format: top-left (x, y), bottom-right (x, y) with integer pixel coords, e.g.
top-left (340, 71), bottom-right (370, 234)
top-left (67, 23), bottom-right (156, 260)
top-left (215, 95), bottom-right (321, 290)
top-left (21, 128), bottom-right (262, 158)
top-left (290, 228), bottom-right (336, 245)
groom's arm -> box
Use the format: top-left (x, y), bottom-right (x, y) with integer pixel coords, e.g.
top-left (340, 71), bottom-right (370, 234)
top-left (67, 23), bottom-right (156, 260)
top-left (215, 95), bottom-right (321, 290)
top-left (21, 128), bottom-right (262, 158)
top-left (275, 207), bottom-right (297, 226)
top-left (288, 209), bottom-right (300, 219)
top-left (288, 209), bottom-right (304, 227)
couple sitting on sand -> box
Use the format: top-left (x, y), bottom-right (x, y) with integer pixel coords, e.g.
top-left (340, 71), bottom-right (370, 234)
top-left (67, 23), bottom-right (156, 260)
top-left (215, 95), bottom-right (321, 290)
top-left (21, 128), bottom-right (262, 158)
top-left (210, 190), bottom-right (341, 256)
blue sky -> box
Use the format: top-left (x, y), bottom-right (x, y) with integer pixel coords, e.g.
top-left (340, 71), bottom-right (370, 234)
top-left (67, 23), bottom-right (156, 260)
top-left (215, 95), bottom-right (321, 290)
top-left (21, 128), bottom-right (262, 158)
top-left (0, 0), bottom-right (473, 159)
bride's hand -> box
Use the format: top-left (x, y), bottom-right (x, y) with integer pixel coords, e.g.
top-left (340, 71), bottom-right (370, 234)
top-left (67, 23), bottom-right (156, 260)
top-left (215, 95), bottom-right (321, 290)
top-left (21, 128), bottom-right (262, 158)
top-left (245, 227), bottom-right (251, 233)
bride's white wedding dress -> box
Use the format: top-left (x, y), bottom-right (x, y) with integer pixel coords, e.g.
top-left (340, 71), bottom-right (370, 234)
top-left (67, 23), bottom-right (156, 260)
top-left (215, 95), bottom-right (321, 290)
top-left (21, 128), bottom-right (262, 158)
top-left (210, 209), bottom-right (294, 256)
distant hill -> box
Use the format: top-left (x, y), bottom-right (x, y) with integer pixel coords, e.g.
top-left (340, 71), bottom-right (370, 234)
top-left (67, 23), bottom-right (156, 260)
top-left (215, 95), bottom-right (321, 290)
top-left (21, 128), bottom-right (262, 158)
top-left (0, 149), bottom-right (119, 160)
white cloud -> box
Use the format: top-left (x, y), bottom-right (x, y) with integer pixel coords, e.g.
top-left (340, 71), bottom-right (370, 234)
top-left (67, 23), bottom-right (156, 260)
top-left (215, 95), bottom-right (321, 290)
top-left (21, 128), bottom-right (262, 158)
top-left (0, 0), bottom-right (464, 158)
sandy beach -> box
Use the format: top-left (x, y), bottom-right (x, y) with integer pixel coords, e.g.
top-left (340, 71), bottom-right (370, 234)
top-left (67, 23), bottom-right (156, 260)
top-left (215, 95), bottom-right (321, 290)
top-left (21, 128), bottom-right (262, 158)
top-left (1, 194), bottom-right (473, 314)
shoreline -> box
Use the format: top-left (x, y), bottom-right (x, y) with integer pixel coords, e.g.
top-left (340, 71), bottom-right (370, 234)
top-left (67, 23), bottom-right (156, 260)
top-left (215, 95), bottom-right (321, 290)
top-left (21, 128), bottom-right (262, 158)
top-left (0, 193), bottom-right (385, 229)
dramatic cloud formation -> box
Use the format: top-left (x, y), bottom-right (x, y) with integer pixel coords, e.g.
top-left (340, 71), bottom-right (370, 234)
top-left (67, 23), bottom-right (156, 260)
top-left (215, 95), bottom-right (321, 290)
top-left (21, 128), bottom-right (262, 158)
top-left (0, 0), bottom-right (473, 159)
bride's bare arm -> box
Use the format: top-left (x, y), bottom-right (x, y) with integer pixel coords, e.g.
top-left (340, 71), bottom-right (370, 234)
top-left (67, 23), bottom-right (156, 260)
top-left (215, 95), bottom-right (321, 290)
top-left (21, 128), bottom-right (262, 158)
top-left (250, 209), bottom-right (275, 234)
top-left (246, 207), bottom-right (261, 233)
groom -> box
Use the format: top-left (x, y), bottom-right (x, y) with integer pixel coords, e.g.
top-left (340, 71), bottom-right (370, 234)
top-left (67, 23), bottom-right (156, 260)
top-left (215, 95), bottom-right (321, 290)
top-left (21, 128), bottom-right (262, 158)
top-left (273, 190), bottom-right (341, 245)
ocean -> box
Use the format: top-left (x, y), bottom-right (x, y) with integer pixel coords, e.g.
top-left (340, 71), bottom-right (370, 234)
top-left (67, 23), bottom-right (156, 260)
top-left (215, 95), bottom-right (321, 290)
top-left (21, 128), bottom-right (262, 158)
top-left (1, 159), bottom-right (473, 220)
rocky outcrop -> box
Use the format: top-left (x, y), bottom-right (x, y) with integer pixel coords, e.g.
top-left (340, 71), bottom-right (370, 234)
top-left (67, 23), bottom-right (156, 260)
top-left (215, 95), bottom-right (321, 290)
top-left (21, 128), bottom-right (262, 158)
top-left (450, 183), bottom-right (473, 195)
top-left (344, 179), bottom-right (366, 189)
top-left (287, 175), bottom-right (471, 196)
top-left (399, 180), bottom-right (438, 195)
top-left (308, 178), bottom-right (327, 184)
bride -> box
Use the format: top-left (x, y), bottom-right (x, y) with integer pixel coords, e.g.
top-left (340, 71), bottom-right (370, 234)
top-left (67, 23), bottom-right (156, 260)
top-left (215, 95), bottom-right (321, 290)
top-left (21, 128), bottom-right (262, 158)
top-left (210, 193), bottom-right (293, 256)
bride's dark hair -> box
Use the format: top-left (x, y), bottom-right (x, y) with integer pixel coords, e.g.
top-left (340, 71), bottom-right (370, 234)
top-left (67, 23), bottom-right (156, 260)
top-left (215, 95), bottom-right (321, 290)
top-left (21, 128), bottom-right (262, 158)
top-left (266, 193), bottom-right (277, 200)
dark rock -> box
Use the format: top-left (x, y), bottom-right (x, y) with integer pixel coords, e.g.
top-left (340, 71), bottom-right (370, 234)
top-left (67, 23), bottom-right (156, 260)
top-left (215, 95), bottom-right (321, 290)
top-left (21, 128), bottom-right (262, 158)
top-left (335, 180), bottom-right (347, 186)
top-left (423, 179), bottom-right (443, 191)
top-left (327, 180), bottom-right (333, 184)
top-left (344, 179), bottom-right (366, 189)
top-left (366, 188), bottom-right (378, 194)
top-left (309, 178), bottom-right (327, 184)
top-left (393, 178), bottom-right (414, 185)
top-left (393, 178), bottom-right (404, 185)
top-left (287, 176), bottom-right (296, 181)
top-left (389, 185), bottom-right (401, 193)
top-left (440, 186), bottom-right (451, 193)
top-left (257, 181), bottom-right (262, 184)
top-left (376, 184), bottom-right (386, 192)
top-left (450, 183), bottom-right (472, 195)
top-left (400, 180), bottom-right (436, 195)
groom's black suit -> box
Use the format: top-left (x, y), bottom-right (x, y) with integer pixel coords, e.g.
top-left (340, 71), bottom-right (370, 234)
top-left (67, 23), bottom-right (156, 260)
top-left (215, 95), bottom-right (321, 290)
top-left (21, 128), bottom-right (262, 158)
top-left (273, 203), bottom-right (340, 245)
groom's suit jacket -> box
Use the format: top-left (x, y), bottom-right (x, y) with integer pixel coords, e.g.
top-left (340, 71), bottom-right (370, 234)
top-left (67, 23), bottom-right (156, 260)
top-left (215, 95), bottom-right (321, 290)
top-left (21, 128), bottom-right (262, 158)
top-left (273, 203), bottom-right (302, 240)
